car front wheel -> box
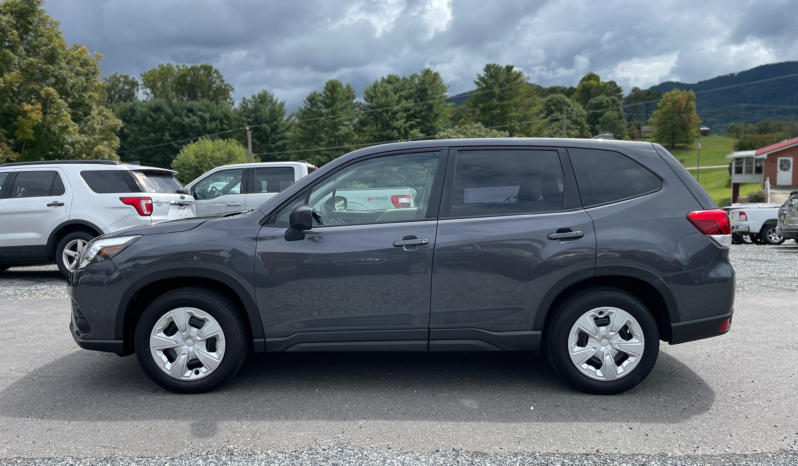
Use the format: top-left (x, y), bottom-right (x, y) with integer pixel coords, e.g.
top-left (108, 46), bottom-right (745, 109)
top-left (134, 286), bottom-right (249, 394)
top-left (761, 225), bottom-right (785, 245)
top-left (56, 231), bottom-right (96, 277)
top-left (546, 287), bottom-right (659, 395)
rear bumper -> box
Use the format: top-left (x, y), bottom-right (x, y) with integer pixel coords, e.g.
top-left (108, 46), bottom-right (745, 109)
top-left (670, 311), bottom-right (733, 344)
top-left (731, 224), bottom-right (749, 233)
top-left (776, 226), bottom-right (798, 239)
top-left (70, 321), bottom-right (125, 354)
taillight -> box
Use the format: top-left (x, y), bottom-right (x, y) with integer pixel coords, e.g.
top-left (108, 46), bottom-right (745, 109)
top-left (120, 197), bottom-right (153, 216)
top-left (687, 209), bottom-right (731, 248)
top-left (738, 211), bottom-right (747, 221)
top-left (391, 195), bottom-right (413, 209)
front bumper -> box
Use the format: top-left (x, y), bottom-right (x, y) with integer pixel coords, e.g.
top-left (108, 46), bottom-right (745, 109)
top-left (670, 311), bottom-right (733, 344)
top-left (70, 321), bottom-right (125, 354)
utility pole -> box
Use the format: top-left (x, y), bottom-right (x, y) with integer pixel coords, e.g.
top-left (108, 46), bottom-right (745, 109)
top-left (246, 127), bottom-right (253, 163)
top-left (562, 106), bottom-right (567, 138)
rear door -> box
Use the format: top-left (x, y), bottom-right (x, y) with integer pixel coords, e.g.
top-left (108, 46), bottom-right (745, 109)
top-left (0, 169), bottom-right (73, 251)
top-left (131, 169), bottom-right (195, 222)
top-left (430, 147), bottom-right (595, 347)
top-left (192, 168), bottom-right (247, 216)
top-left (245, 166), bottom-right (298, 210)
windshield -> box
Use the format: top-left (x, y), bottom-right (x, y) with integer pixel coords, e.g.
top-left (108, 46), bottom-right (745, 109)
top-left (132, 170), bottom-right (184, 193)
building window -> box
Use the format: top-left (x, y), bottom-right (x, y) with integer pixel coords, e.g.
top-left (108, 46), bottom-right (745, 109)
top-left (755, 158), bottom-right (764, 174)
top-left (734, 159), bottom-right (743, 174)
top-left (744, 157), bottom-right (754, 175)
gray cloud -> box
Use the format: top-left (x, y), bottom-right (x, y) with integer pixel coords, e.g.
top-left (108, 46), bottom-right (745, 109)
top-left (47, 0), bottom-right (798, 111)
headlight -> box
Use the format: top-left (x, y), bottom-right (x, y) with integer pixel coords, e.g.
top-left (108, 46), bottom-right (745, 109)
top-left (77, 236), bottom-right (140, 270)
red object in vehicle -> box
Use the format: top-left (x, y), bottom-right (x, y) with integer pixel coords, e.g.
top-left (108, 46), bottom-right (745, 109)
top-left (738, 211), bottom-right (747, 221)
top-left (391, 195), bottom-right (412, 209)
top-left (718, 318), bottom-right (731, 332)
top-left (120, 197), bottom-right (153, 216)
top-left (686, 209), bottom-right (731, 235)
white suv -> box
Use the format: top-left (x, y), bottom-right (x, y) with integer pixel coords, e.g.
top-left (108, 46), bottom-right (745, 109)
top-left (185, 162), bottom-right (316, 216)
top-left (0, 161), bottom-right (194, 276)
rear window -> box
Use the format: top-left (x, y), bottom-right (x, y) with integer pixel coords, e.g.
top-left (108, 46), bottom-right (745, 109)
top-left (132, 170), bottom-right (183, 193)
top-left (569, 148), bottom-right (662, 208)
top-left (81, 170), bottom-right (142, 193)
top-left (252, 167), bottom-right (295, 193)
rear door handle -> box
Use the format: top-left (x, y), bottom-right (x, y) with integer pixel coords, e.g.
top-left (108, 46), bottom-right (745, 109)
top-left (547, 230), bottom-right (584, 241)
top-left (227, 202), bottom-right (242, 206)
top-left (47, 201), bottom-right (65, 207)
top-left (393, 236), bottom-right (429, 251)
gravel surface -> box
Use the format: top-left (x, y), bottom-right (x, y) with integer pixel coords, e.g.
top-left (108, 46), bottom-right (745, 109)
top-left (1, 447), bottom-right (797, 466)
top-left (1, 243), bottom-right (794, 299)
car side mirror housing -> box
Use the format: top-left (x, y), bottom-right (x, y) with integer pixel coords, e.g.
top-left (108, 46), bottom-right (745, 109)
top-left (334, 195), bottom-right (348, 212)
top-left (176, 188), bottom-right (189, 195)
top-left (285, 204), bottom-right (313, 241)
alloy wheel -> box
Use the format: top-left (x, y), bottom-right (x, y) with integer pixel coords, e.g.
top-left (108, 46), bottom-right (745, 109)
top-left (149, 307), bottom-right (226, 381)
top-left (766, 228), bottom-right (783, 244)
top-left (568, 306), bottom-right (645, 381)
top-left (62, 239), bottom-right (87, 270)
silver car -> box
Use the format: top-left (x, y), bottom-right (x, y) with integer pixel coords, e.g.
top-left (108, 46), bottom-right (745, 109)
top-left (776, 191), bottom-right (798, 242)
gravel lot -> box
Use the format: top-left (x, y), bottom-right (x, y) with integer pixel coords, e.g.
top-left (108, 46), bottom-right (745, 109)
top-left (1, 243), bottom-right (796, 465)
top-left (1, 447), bottom-right (797, 466)
top-left (2, 243), bottom-right (795, 298)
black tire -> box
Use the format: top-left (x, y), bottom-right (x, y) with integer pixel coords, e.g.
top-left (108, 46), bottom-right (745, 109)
top-left (135, 286), bottom-right (249, 394)
top-left (55, 231), bottom-right (96, 277)
top-left (546, 287), bottom-right (660, 395)
top-left (760, 224), bottom-right (785, 245)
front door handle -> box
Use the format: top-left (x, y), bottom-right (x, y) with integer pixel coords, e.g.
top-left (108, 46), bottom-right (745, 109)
top-left (47, 201), bottom-right (65, 207)
top-left (227, 202), bottom-right (242, 206)
top-left (393, 236), bottom-right (429, 251)
top-left (547, 230), bottom-right (584, 241)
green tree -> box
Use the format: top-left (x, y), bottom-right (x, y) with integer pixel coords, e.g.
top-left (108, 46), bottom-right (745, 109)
top-left (465, 64), bottom-right (543, 136)
top-left (236, 90), bottom-right (289, 160)
top-left (604, 80), bottom-right (624, 102)
top-left (540, 94), bottom-right (590, 138)
top-left (598, 111), bottom-right (627, 139)
top-left (407, 68), bottom-right (450, 137)
top-left (628, 124), bottom-right (640, 140)
top-left (359, 74), bottom-right (420, 143)
top-left (572, 72), bottom-right (606, 108)
top-left (649, 89), bottom-right (700, 148)
top-left (0, 0), bottom-right (121, 162)
top-left (114, 99), bottom-right (245, 168)
top-left (290, 79), bottom-right (358, 166)
top-left (726, 122), bottom-right (745, 138)
top-left (624, 87), bottom-right (662, 129)
top-left (103, 73), bottom-right (139, 105)
top-left (171, 137), bottom-right (251, 184)
top-left (585, 95), bottom-right (625, 133)
top-left (436, 123), bottom-right (508, 139)
top-left (140, 63), bottom-right (234, 104)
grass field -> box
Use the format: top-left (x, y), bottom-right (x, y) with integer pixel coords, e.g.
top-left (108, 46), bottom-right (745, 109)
top-left (667, 135), bottom-right (736, 168)
top-left (686, 167), bottom-right (762, 207)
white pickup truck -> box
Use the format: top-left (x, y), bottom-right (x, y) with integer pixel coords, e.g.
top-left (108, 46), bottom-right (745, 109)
top-left (727, 203), bottom-right (785, 245)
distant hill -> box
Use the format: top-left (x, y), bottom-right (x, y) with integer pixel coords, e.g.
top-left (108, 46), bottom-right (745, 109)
top-left (647, 61), bottom-right (798, 133)
top-left (445, 61), bottom-right (798, 133)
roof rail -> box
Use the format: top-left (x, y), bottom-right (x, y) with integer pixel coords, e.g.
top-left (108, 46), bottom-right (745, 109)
top-left (0, 160), bottom-right (119, 167)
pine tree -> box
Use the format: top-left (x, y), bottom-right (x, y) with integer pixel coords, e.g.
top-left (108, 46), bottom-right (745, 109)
top-left (465, 64), bottom-right (544, 136)
top-left (236, 90), bottom-right (289, 160)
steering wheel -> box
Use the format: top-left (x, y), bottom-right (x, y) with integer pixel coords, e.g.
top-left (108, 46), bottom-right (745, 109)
top-left (320, 198), bottom-right (345, 225)
top-left (208, 186), bottom-right (219, 198)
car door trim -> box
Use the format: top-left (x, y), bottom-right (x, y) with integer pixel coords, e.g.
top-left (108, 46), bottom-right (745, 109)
top-left (265, 329), bottom-right (429, 352)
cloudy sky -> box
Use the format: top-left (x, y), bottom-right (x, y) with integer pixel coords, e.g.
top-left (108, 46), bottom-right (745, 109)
top-left (48, 0), bottom-right (798, 111)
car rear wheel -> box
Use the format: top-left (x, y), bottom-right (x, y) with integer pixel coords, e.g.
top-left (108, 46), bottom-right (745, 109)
top-left (56, 231), bottom-right (96, 277)
top-left (761, 225), bottom-right (785, 245)
top-left (134, 286), bottom-right (248, 394)
top-left (740, 234), bottom-right (753, 244)
top-left (546, 287), bottom-right (659, 395)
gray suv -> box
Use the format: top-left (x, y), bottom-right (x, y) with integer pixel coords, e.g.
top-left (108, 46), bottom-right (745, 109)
top-left (67, 139), bottom-right (735, 395)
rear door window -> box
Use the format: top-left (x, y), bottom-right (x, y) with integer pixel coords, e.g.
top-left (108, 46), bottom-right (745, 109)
top-left (0, 172), bottom-right (10, 197)
top-left (8, 171), bottom-right (60, 198)
top-left (569, 148), bottom-right (662, 208)
top-left (444, 149), bottom-right (565, 218)
top-left (132, 170), bottom-right (183, 193)
top-left (81, 170), bottom-right (142, 193)
top-left (252, 167), bottom-right (295, 193)
top-left (193, 169), bottom-right (244, 200)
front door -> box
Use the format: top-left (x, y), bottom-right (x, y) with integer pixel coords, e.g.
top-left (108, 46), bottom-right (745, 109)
top-left (430, 148), bottom-right (596, 348)
top-left (777, 157), bottom-right (793, 186)
top-left (0, 169), bottom-right (73, 257)
top-left (192, 168), bottom-right (247, 216)
top-left (254, 150), bottom-right (445, 351)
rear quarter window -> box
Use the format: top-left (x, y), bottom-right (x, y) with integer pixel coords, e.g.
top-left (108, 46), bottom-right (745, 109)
top-left (569, 148), bottom-right (662, 208)
top-left (133, 170), bottom-right (183, 193)
top-left (81, 170), bottom-right (142, 193)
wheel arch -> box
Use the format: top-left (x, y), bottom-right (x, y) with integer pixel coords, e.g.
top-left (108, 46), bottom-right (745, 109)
top-left (116, 269), bottom-right (265, 355)
top-left (533, 267), bottom-right (678, 343)
top-left (46, 220), bottom-right (104, 261)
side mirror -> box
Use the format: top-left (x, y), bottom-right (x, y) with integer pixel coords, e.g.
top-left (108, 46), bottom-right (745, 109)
top-left (284, 204), bottom-right (313, 241)
top-left (334, 195), bottom-right (348, 212)
top-left (175, 188), bottom-right (189, 195)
